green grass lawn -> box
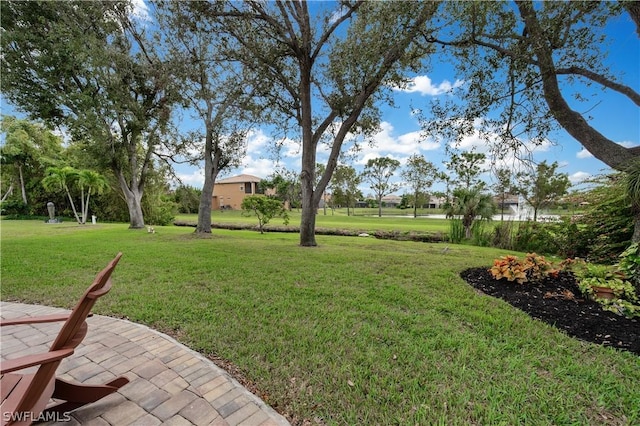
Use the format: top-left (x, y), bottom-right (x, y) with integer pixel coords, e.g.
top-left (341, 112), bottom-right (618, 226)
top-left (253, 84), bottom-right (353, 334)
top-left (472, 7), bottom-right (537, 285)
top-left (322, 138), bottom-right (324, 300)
top-left (1, 220), bottom-right (638, 424)
top-left (178, 209), bottom-right (451, 235)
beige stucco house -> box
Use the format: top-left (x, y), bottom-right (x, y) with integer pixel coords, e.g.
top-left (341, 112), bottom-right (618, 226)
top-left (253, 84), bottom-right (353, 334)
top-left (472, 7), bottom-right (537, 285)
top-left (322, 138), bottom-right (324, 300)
top-left (211, 174), bottom-right (266, 210)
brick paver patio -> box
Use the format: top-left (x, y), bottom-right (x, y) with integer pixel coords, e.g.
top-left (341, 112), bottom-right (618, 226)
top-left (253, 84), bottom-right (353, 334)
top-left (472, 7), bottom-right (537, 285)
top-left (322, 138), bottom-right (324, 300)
top-left (1, 301), bottom-right (290, 426)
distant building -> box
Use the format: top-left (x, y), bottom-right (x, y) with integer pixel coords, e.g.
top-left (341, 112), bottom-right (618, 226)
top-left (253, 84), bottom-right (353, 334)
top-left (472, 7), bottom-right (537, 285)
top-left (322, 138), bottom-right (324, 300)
top-left (212, 174), bottom-right (267, 210)
top-left (381, 194), bottom-right (402, 207)
top-left (425, 196), bottom-right (446, 209)
top-left (493, 193), bottom-right (520, 211)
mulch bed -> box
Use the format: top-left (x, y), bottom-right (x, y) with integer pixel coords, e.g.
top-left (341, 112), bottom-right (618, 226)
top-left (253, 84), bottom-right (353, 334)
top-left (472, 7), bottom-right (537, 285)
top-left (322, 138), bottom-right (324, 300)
top-left (460, 267), bottom-right (640, 356)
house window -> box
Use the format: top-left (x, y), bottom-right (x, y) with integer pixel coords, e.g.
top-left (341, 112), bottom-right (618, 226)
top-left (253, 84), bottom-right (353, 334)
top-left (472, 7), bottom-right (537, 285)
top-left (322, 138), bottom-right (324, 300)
top-left (244, 182), bottom-right (252, 194)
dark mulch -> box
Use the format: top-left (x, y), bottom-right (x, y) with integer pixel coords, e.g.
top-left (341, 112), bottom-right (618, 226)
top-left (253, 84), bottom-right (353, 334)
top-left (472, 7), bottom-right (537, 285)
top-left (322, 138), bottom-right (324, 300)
top-left (460, 267), bottom-right (640, 356)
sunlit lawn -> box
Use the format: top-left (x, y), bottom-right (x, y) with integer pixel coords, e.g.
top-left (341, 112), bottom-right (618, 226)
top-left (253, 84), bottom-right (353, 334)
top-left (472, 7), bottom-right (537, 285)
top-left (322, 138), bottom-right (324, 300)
top-left (1, 220), bottom-right (638, 424)
top-left (177, 208), bottom-right (451, 234)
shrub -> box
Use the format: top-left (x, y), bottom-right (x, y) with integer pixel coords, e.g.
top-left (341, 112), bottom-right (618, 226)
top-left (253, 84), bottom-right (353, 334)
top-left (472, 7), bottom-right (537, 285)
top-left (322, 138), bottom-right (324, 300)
top-left (513, 221), bottom-right (559, 255)
top-left (144, 197), bottom-right (177, 226)
top-left (448, 218), bottom-right (465, 244)
top-left (524, 252), bottom-right (555, 281)
top-left (471, 221), bottom-right (492, 247)
top-left (569, 259), bottom-right (640, 318)
top-left (241, 195), bottom-right (289, 234)
top-left (490, 255), bottom-right (528, 284)
top-left (0, 199), bottom-right (29, 216)
top-left (618, 243), bottom-right (640, 294)
top-left (492, 221), bottom-right (514, 250)
top-left (489, 253), bottom-right (555, 284)
top-left (549, 217), bottom-right (589, 259)
top-left (571, 174), bottom-right (633, 263)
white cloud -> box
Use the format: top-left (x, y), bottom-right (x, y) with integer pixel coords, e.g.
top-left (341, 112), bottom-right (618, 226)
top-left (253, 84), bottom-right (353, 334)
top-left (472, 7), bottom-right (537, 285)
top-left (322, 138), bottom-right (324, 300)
top-left (355, 122), bottom-right (440, 165)
top-left (570, 171), bottom-right (591, 184)
top-left (239, 158), bottom-right (279, 178)
top-left (279, 137), bottom-right (302, 158)
top-left (130, 0), bottom-right (150, 21)
top-left (525, 138), bottom-right (552, 153)
top-left (620, 141), bottom-right (638, 148)
top-left (245, 128), bottom-right (270, 153)
top-left (576, 148), bottom-right (593, 159)
top-left (395, 75), bottom-right (464, 96)
top-left (176, 169), bottom-right (205, 188)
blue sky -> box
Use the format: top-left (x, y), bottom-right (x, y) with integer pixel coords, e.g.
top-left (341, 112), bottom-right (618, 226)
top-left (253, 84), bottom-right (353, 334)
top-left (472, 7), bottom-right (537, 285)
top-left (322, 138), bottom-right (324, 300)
top-left (2, 1), bottom-right (638, 198)
top-left (174, 5), bottom-right (639, 197)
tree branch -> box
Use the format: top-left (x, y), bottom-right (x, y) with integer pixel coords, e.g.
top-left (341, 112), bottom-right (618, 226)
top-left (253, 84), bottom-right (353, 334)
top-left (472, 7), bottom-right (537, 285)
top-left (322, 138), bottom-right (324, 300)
top-left (556, 66), bottom-right (640, 106)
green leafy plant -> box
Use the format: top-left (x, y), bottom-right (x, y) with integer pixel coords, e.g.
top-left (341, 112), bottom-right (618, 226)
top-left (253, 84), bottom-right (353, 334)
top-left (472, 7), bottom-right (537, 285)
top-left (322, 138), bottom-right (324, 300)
top-left (599, 298), bottom-right (640, 318)
top-left (241, 195), bottom-right (290, 234)
top-left (576, 276), bottom-right (636, 300)
top-left (448, 218), bottom-right (465, 244)
top-left (570, 260), bottom-right (639, 318)
top-left (618, 243), bottom-right (640, 293)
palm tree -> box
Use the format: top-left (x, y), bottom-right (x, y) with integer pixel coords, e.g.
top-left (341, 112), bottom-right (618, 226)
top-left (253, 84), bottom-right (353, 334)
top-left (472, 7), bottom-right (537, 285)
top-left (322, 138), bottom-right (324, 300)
top-left (77, 170), bottom-right (109, 224)
top-left (42, 166), bottom-right (81, 223)
top-left (445, 188), bottom-right (497, 239)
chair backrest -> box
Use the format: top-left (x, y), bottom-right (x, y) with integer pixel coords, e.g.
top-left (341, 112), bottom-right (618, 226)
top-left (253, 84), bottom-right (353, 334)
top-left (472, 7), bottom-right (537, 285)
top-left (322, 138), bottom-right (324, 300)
top-left (8, 253), bottom-right (123, 420)
top-left (50, 252), bottom-right (122, 351)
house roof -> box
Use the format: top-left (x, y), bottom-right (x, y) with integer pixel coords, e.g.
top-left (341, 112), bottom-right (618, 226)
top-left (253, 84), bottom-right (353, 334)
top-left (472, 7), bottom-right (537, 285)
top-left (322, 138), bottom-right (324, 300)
top-left (381, 195), bottom-right (402, 202)
top-left (215, 174), bottom-right (263, 184)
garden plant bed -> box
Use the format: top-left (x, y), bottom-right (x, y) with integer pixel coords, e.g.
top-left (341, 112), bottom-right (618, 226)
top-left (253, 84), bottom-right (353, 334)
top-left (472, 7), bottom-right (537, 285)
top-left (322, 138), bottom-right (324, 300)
top-left (461, 267), bottom-right (640, 356)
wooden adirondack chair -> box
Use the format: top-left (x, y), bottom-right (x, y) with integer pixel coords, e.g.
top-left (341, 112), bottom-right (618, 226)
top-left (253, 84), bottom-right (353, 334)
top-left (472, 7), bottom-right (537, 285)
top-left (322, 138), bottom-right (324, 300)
top-left (0, 253), bottom-right (129, 426)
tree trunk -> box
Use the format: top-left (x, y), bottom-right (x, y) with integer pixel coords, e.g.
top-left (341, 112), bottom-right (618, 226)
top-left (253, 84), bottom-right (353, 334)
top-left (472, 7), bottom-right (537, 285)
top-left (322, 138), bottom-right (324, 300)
top-left (18, 165), bottom-right (27, 205)
top-left (63, 184), bottom-right (82, 224)
top-left (624, 1), bottom-right (640, 37)
top-left (464, 216), bottom-right (473, 239)
top-left (299, 194), bottom-right (317, 246)
top-left (124, 192), bottom-right (145, 229)
top-left (516, 1), bottom-right (638, 171)
top-left (298, 35), bottom-right (317, 247)
top-left (80, 187), bottom-right (86, 224)
top-left (117, 174), bottom-right (145, 229)
top-left (196, 178), bottom-right (214, 233)
top-left (83, 190), bottom-right (93, 225)
top-left (633, 214), bottom-right (640, 243)
top-left (378, 197), bottom-right (383, 217)
top-left (196, 129), bottom-right (217, 234)
top-left (2, 183), bottom-right (14, 202)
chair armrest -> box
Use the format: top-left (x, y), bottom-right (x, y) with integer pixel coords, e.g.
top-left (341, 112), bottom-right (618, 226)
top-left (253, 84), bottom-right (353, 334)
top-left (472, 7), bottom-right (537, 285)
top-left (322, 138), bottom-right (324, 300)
top-left (0, 348), bottom-right (74, 374)
top-left (1, 313), bottom-right (71, 326)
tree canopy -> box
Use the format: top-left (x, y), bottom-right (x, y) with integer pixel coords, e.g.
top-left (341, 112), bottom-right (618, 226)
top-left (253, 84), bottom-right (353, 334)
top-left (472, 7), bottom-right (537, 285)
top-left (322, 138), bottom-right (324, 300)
top-left (401, 154), bottom-right (440, 218)
top-left (0, 117), bottom-right (63, 209)
top-left (514, 161), bottom-right (570, 222)
top-left (190, 0), bottom-right (439, 245)
top-left (2, 0), bottom-right (178, 228)
top-left (424, 1), bottom-right (638, 170)
top-left (362, 157), bottom-right (402, 218)
top-left (2, 1), bottom-right (638, 243)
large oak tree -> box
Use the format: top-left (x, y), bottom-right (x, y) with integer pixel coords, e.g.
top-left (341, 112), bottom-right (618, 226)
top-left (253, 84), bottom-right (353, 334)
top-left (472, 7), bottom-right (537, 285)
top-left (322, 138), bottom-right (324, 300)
top-left (193, 1), bottom-right (439, 246)
top-left (1, 0), bottom-right (177, 228)
top-left (425, 1), bottom-right (638, 168)
top-left (423, 0), bottom-right (640, 237)
top-left (154, 1), bottom-right (257, 234)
